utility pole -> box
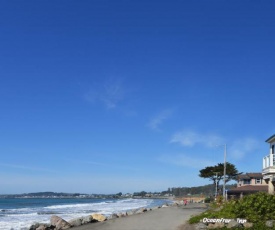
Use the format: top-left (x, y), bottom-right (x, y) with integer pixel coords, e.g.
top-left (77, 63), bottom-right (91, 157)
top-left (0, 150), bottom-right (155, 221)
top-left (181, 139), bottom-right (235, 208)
top-left (223, 144), bottom-right (227, 200)
top-left (215, 172), bottom-right (218, 199)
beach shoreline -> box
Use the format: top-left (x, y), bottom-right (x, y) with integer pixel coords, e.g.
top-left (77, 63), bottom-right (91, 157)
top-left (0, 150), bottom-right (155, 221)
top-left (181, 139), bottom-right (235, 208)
top-left (0, 197), bottom-right (172, 229)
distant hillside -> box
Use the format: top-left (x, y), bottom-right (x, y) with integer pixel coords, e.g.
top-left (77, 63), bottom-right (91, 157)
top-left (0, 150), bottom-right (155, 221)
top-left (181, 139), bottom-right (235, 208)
top-left (0, 184), bottom-right (237, 198)
top-left (162, 184), bottom-right (237, 197)
top-left (22, 192), bottom-right (86, 197)
top-left (0, 192), bottom-right (88, 198)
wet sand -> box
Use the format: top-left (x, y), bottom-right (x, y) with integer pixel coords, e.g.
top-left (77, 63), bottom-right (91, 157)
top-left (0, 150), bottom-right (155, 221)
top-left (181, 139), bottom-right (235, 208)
top-left (71, 203), bottom-right (207, 230)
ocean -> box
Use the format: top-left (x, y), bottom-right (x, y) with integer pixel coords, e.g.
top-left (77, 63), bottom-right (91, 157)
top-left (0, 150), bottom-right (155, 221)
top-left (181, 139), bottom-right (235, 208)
top-left (0, 198), bottom-right (171, 230)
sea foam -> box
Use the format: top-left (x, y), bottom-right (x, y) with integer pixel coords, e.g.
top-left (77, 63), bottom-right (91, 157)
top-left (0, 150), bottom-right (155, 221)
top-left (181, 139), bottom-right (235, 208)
top-left (0, 198), bottom-right (168, 230)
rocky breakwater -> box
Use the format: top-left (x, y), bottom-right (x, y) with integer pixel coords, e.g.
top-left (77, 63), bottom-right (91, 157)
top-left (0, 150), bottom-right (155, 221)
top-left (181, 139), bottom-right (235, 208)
top-left (29, 213), bottom-right (107, 230)
top-left (28, 202), bottom-right (176, 230)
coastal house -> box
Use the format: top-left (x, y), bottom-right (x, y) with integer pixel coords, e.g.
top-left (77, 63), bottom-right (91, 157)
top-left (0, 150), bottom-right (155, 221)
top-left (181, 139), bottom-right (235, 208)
top-left (227, 135), bottom-right (275, 198)
top-left (237, 173), bottom-right (267, 187)
top-left (262, 134), bottom-right (275, 194)
top-left (227, 173), bottom-right (268, 198)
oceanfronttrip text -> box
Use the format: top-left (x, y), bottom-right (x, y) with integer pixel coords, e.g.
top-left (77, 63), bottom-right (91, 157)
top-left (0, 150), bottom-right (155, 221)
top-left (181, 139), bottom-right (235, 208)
top-left (202, 218), bottom-right (247, 224)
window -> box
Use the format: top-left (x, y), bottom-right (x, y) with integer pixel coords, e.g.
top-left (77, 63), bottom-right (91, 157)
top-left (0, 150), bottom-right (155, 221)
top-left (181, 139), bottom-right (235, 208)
top-left (256, 179), bottom-right (261, 184)
top-left (243, 179), bottom-right (251, 185)
top-left (272, 145), bottom-right (274, 154)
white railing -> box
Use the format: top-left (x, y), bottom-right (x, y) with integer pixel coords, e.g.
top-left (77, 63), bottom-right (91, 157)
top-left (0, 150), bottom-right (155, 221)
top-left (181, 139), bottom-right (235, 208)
top-left (263, 154), bottom-right (275, 169)
top-left (263, 155), bottom-right (270, 169)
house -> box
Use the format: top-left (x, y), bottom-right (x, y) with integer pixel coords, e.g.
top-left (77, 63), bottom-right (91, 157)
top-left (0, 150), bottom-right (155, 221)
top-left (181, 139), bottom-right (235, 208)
top-left (227, 173), bottom-right (268, 198)
top-left (262, 134), bottom-right (275, 194)
top-left (227, 134), bottom-right (275, 198)
top-left (237, 173), bottom-right (266, 187)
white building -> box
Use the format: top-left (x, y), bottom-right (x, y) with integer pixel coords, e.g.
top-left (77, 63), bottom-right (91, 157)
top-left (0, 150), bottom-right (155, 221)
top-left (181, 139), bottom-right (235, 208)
top-left (262, 134), bottom-right (275, 194)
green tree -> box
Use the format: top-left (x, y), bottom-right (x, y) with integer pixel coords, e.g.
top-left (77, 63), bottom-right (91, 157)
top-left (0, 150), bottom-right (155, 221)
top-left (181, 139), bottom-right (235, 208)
top-left (199, 162), bottom-right (240, 190)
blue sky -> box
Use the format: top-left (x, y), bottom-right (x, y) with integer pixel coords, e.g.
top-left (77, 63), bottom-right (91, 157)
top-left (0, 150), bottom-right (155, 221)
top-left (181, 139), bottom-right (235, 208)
top-left (1, 0), bottom-right (275, 194)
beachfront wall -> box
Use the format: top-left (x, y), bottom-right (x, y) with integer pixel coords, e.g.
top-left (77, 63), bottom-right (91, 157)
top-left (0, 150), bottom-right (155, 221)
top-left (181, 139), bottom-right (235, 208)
top-left (262, 135), bottom-right (275, 194)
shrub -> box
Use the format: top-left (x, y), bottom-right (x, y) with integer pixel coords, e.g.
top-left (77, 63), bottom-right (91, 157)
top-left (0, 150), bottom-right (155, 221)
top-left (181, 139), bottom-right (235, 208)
top-left (232, 192), bottom-right (275, 222)
top-left (189, 192), bottom-right (275, 226)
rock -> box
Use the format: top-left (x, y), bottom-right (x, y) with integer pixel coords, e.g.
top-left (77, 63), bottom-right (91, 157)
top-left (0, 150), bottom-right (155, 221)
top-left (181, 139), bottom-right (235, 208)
top-left (116, 212), bottom-right (124, 218)
top-left (227, 220), bottom-right (239, 229)
top-left (29, 223), bottom-right (40, 230)
top-left (50, 215), bottom-right (72, 230)
top-left (91, 213), bottom-right (107, 222)
top-left (69, 217), bottom-right (82, 227)
top-left (243, 222), bottom-right (253, 228)
top-left (81, 215), bottom-right (94, 224)
top-left (117, 212), bottom-right (128, 217)
top-left (36, 225), bottom-right (47, 230)
top-left (135, 207), bottom-right (148, 214)
top-left (29, 223), bottom-right (53, 230)
top-left (50, 215), bottom-right (60, 226)
top-left (214, 222), bottom-right (225, 228)
top-left (266, 220), bottom-right (274, 228)
top-left (107, 213), bottom-right (118, 220)
top-left (207, 223), bottom-right (215, 229)
top-left (126, 210), bottom-right (134, 216)
top-left (194, 222), bottom-right (207, 230)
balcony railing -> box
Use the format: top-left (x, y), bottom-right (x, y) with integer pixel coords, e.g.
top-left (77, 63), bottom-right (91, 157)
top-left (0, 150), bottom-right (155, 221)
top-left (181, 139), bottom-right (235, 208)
top-left (263, 155), bottom-right (272, 169)
top-left (263, 154), bottom-right (275, 174)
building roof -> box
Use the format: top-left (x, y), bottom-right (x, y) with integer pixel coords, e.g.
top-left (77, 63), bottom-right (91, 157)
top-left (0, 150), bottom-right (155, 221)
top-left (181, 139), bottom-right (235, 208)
top-left (238, 173), bottom-right (263, 179)
top-left (228, 185), bottom-right (268, 194)
top-left (266, 134), bottom-right (275, 143)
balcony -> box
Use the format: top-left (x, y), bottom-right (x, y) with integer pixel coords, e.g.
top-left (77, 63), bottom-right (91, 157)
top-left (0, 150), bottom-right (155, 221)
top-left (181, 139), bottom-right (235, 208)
top-left (263, 154), bottom-right (275, 175)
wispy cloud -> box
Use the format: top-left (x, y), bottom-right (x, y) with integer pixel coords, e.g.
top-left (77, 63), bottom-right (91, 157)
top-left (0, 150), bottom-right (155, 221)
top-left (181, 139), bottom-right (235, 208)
top-left (85, 78), bottom-right (125, 109)
top-left (0, 163), bottom-right (57, 173)
top-left (229, 138), bottom-right (261, 160)
top-left (148, 109), bottom-right (173, 131)
top-left (102, 79), bottom-right (124, 109)
top-left (170, 130), bottom-right (224, 148)
top-left (159, 154), bottom-right (216, 169)
top-left (65, 158), bottom-right (108, 167)
top-left (170, 130), bottom-right (262, 161)
top-left (64, 158), bottom-right (141, 171)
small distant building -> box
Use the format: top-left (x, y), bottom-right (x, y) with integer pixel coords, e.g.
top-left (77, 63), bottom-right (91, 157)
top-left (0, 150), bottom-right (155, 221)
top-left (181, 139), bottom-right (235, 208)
top-left (227, 173), bottom-right (268, 198)
top-left (263, 134), bottom-right (275, 194)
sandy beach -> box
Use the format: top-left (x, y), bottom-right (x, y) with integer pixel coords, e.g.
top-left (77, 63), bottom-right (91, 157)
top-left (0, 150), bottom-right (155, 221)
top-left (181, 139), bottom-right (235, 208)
top-left (71, 203), bottom-right (207, 230)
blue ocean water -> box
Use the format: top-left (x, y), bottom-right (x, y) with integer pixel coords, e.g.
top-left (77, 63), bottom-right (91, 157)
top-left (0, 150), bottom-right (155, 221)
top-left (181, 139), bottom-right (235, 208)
top-left (0, 198), bottom-right (171, 230)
